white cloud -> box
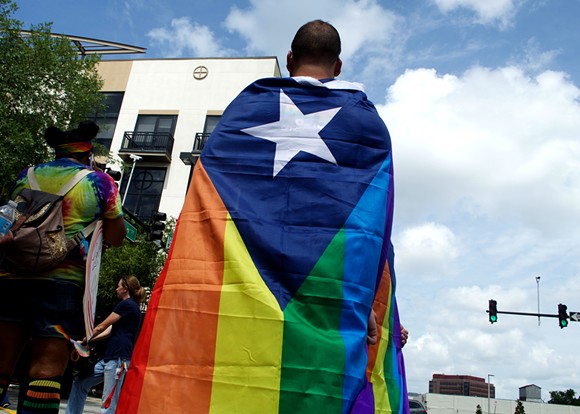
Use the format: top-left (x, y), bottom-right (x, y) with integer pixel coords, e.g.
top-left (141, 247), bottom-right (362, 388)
top-left (147, 17), bottom-right (234, 58)
top-left (224, 0), bottom-right (400, 77)
top-left (509, 38), bottom-right (561, 74)
top-left (380, 66), bottom-right (580, 236)
top-left (395, 223), bottom-right (459, 280)
top-left (432, 0), bottom-right (525, 28)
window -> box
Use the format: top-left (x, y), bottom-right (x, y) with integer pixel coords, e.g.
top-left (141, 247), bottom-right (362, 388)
top-left (135, 115), bottom-right (176, 135)
top-left (203, 115), bottom-right (221, 134)
top-left (120, 167), bottom-right (166, 222)
top-left (89, 92), bottom-right (124, 149)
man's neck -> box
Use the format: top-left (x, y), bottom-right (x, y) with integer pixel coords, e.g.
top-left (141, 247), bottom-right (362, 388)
top-left (291, 64), bottom-right (335, 80)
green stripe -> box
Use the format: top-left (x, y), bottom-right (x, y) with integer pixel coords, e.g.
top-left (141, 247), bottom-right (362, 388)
top-left (280, 229), bottom-right (346, 414)
top-left (22, 400), bottom-right (60, 409)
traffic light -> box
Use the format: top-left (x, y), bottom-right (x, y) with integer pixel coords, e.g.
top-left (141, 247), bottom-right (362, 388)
top-left (150, 211), bottom-right (167, 241)
top-left (558, 303), bottom-right (568, 329)
top-left (488, 300), bottom-right (498, 324)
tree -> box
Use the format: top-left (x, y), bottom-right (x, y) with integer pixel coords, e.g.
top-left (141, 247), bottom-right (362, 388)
top-left (476, 404), bottom-right (482, 414)
top-left (0, 0), bottom-right (103, 200)
top-left (548, 389), bottom-right (580, 406)
top-left (514, 399), bottom-right (525, 414)
top-left (96, 236), bottom-right (165, 319)
top-left (95, 217), bottom-right (176, 319)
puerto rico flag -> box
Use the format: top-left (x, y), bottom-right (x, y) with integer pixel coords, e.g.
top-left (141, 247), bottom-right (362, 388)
top-left (117, 77), bottom-right (408, 414)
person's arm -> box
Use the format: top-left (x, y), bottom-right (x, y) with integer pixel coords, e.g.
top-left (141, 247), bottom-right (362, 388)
top-left (89, 325), bottom-right (113, 342)
top-left (88, 311), bottom-right (121, 343)
top-left (102, 216), bottom-right (127, 247)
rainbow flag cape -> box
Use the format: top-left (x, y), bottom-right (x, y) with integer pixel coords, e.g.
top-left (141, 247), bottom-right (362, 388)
top-left (117, 77), bottom-right (408, 414)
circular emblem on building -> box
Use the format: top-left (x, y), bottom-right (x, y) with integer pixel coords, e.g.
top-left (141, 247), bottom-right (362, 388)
top-left (193, 65), bottom-right (209, 80)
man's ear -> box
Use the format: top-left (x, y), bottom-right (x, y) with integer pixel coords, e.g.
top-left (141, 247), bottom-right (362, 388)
top-left (334, 58), bottom-right (342, 77)
top-left (286, 50), bottom-right (294, 76)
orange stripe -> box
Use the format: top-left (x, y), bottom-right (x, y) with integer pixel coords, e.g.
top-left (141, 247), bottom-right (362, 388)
top-left (366, 264), bottom-right (392, 377)
top-left (118, 162), bottom-right (228, 414)
top-left (26, 390), bottom-right (60, 399)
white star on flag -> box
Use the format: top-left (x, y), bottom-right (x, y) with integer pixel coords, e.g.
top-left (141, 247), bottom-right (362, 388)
top-left (242, 90), bottom-right (342, 177)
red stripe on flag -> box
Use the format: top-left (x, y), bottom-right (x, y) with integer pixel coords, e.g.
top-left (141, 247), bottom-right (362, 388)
top-left (117, 162), bottom-right (228, 413)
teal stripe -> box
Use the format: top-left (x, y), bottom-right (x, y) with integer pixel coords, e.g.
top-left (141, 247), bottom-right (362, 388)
top-left (341, 154), bottom-right (392, 411)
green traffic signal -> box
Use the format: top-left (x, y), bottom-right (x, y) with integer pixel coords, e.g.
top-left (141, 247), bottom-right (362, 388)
top-left (488, 300), bottom-right (498, 324)
top-left (558, 304), bottom-right (568, 329)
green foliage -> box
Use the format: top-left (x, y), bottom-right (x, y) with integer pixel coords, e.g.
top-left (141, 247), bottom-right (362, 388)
top-left (476, 404), bottom-right (482, 414)
top-left (95, 216), bottom-right (176, 319)
top-left (514, 400), bottom-right (525, 414)
top-left (0, 0), bottom-right (104, 200)
top-left (548, 389), bottom-right (580, 406)
top-left (97, 235), bottom-right (165, 319)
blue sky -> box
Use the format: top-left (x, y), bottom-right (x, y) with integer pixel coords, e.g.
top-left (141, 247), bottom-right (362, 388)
top-left (14, 0), bottom-right (580, 400)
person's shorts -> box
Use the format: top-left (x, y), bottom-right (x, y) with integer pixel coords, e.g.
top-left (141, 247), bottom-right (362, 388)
top-left (0, 278), bottom-right (84, 340)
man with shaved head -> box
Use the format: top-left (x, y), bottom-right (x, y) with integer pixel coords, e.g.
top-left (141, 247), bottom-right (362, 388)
top-left (118, 19), bottom-right (408, 414)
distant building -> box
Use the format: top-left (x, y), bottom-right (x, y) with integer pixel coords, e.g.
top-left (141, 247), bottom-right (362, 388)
top-left (429, 374), bottom-right (495, 398)
top-left (519, 385), bottom-right (542, 402)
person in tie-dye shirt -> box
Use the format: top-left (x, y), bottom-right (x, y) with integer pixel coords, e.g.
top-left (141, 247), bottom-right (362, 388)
top-left (0, 121), bottom-right (126, 414)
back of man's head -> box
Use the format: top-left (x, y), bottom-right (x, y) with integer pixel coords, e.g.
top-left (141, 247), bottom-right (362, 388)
top-left (291, 20), bottom-right (341, 68)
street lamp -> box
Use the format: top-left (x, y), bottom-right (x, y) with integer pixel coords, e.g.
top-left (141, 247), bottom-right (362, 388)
top-left (123, 154), bottom-right (142, 205)
top-left (536, 276), bottom-right (541, 326)
top-left (487, 374), bottom-right (494, 414)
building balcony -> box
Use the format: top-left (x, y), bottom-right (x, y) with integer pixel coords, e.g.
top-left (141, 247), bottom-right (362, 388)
top-left (179, 132), bottom-right (211, 166)
top-left (118, 131), bottom-right (174, 162)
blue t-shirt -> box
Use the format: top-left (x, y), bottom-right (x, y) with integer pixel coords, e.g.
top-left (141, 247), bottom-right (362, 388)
top-left (104, 298), bottom-right (141, 360)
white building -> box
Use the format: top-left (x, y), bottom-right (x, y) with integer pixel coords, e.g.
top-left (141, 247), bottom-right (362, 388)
top-left (93, 57), bottom-right (281, 222)
top-left (415, 393), bottom-right (580, 414)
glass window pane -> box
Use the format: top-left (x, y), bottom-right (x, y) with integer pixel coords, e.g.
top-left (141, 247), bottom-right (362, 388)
top-left (120, 167), bottom-right (167, 221)
top-left (135, 116), bottom-right (156, 132)
top-left (204, 115), bottom-right (221, 134)
top-left (157, 117), bottom-right (174, 133)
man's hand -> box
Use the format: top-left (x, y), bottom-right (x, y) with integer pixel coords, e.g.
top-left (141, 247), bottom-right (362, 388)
top-left (367, 311), bottom-right (378, 345)
top-left (401, 324), bottom-right (409, 348)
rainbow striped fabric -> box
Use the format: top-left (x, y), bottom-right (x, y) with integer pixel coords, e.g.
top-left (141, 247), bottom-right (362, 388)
top-left (118, 77), bottom-right (408, 414)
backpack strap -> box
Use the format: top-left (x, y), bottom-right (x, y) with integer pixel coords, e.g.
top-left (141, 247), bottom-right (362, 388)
top-left (27, 167), bottom-right (93, 195)
top-left (28, 167), bottom-right (102, 249)
top-left (68, 219), bottom-right (102, 251)
top-left (26, 167), bottom-right (41, 190)
top-left (57, 169), bottom-right (93, 196)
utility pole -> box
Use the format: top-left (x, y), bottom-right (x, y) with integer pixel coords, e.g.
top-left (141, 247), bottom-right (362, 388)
top-left (487, 374), bottom-right (494, 414)
top-left (536, 276), bottom-right (541, 326)
top-left (123, 154), bottom-right (142, 205)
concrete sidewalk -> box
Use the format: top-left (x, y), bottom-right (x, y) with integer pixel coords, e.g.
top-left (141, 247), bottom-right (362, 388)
top-left (3, 385), bottom-right (102, 413)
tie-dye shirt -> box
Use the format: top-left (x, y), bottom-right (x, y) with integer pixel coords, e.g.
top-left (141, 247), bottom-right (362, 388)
top-left (0, 158), bottom-right (123, 285)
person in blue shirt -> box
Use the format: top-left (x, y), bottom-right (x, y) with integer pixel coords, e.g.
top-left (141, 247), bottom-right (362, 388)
top-left (66, 275), bottom-right (145, 414)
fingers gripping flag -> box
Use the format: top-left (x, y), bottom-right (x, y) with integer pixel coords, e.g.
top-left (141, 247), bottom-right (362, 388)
top-left (117, 77), bottom-right (408, 414)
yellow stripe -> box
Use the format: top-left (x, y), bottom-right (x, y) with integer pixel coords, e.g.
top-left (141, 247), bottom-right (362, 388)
top-left (28, 380), bottom-right (61, 390)
top-left (371, 294), bottom-right (393, 413)
top-left (210, 215), bottom-right (284, 413)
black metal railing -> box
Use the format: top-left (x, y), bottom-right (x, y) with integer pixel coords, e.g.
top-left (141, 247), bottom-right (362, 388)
top-left (193, 132), bottom-right (211, 153)
top-left (120, 131), bottom-right (175, 157)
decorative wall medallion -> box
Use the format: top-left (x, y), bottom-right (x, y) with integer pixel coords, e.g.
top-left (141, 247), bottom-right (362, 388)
top-left (193, 65), bottom-right (209, 80)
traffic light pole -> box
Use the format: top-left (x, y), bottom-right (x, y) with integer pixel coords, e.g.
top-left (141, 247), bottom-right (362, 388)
top-left (487, 300), bottom-right (574, 328)
top-left (490, 310), bottom-right (558, 318)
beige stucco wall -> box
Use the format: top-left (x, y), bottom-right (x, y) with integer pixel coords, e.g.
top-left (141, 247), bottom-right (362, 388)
top-left (97, 60), bottom-right (133, 91)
